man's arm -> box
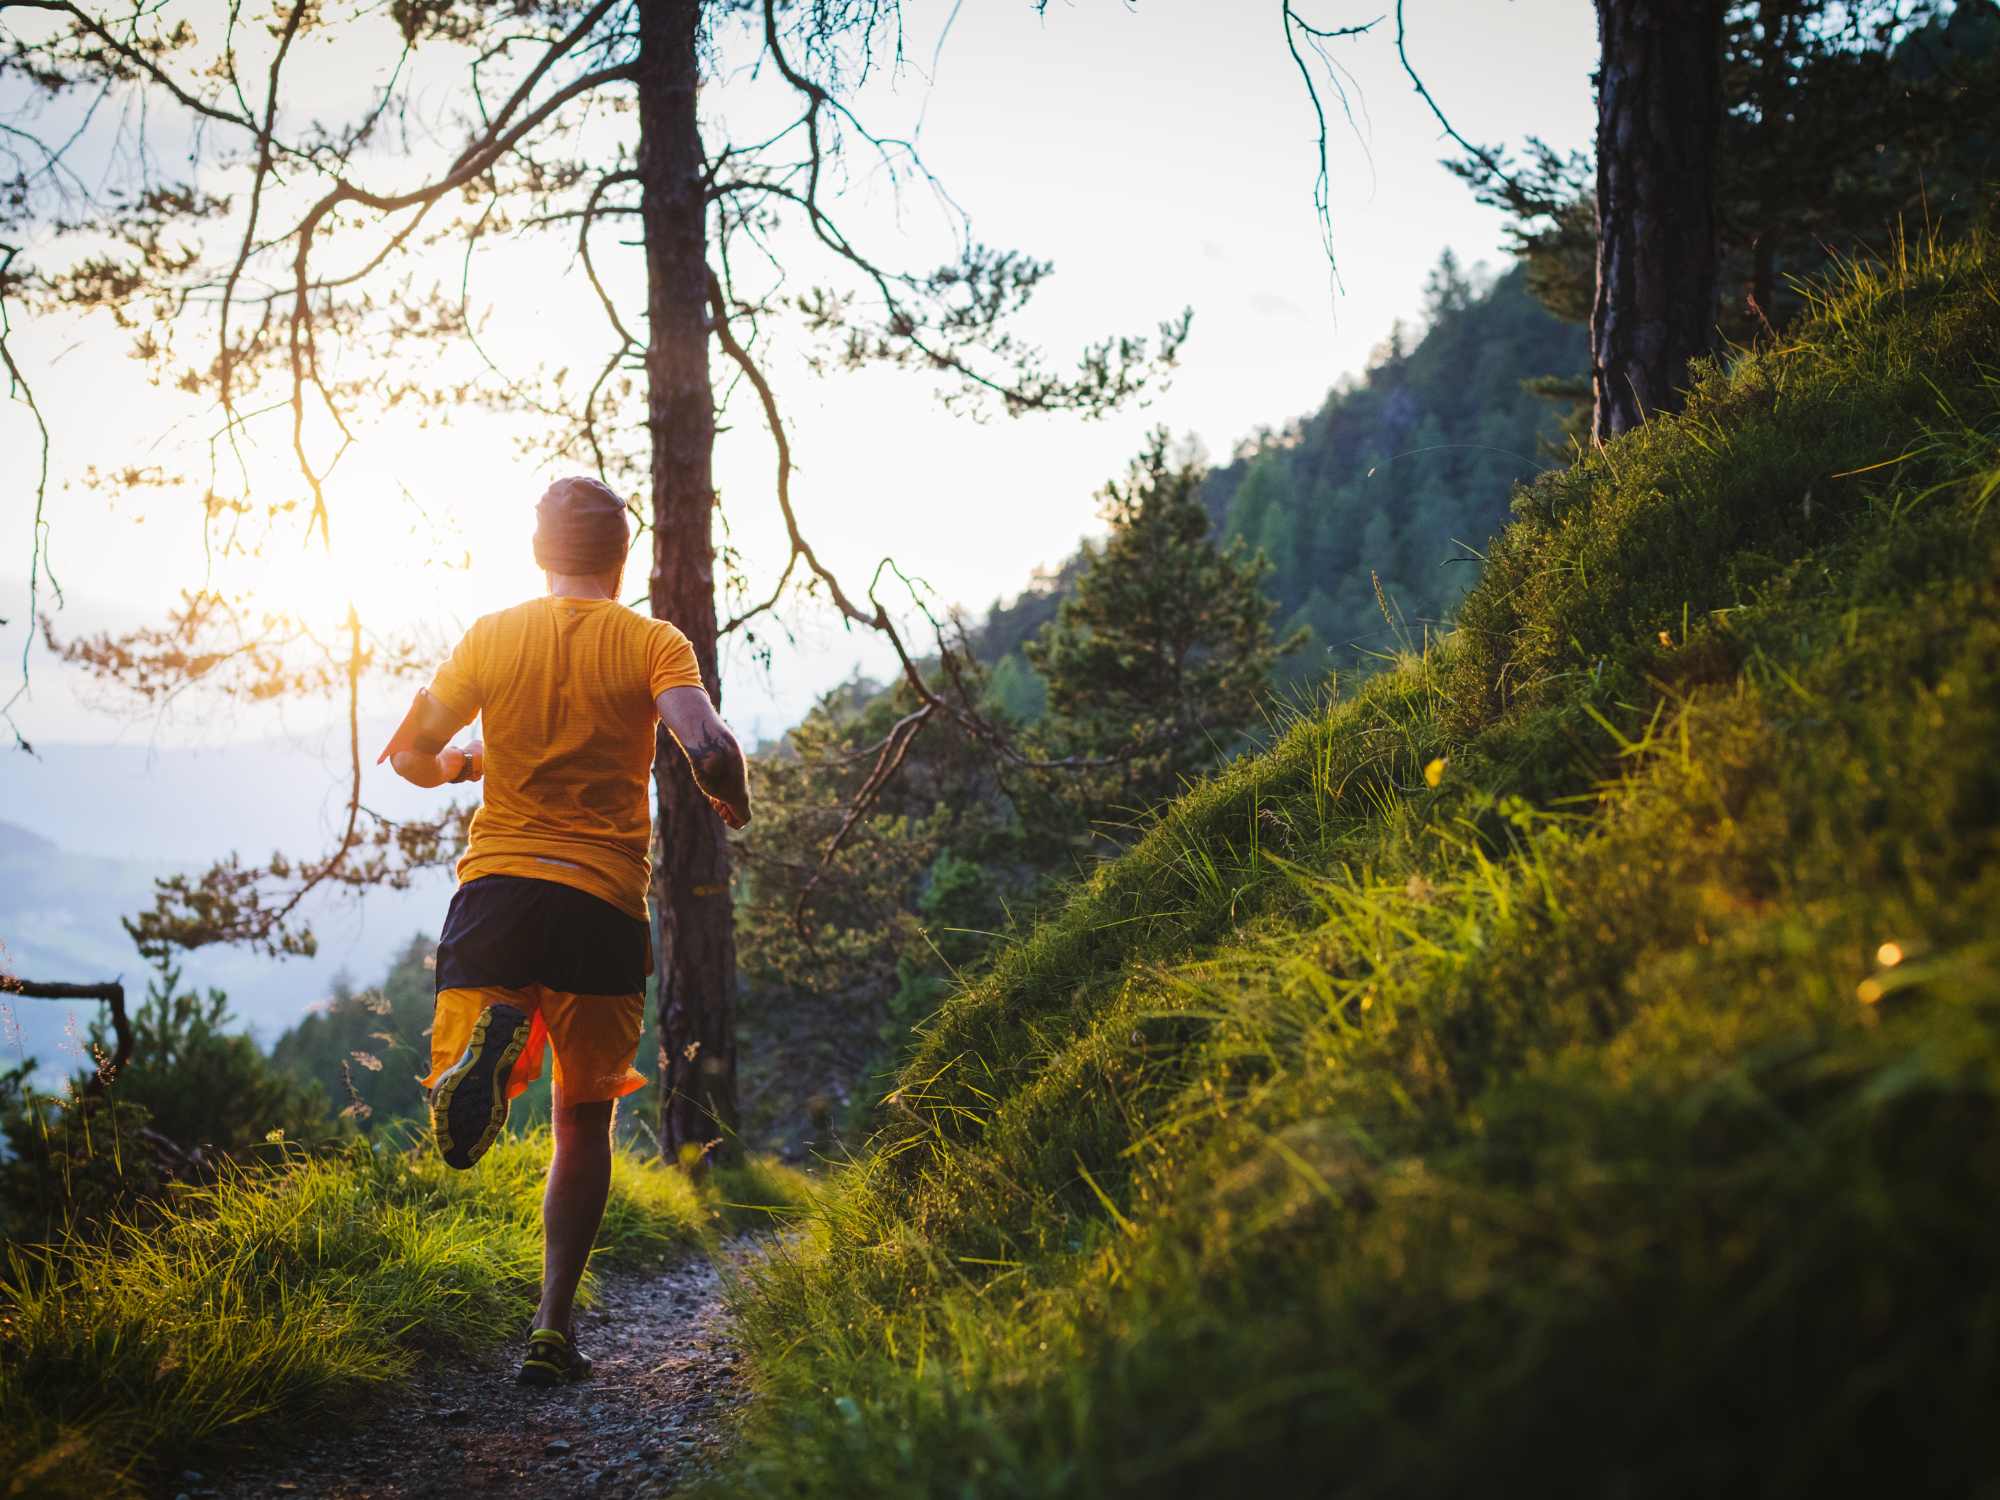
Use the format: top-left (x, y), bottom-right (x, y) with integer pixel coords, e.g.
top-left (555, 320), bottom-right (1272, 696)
top-left (655, 685), bottom-right (751, 829)
top-left (381, 689), bottom-right (483, 790)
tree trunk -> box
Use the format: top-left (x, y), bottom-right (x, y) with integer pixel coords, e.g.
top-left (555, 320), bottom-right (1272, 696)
top-left (637, 0), bottom-right (739, 1163)
top-left (1590, 0), bottom-right (1725, 441)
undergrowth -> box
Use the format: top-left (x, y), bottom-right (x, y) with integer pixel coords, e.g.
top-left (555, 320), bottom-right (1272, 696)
top-left (720, 232), bottom-right (2000, 1497)
top-left (0, 1132), bottom-right (809, 1498)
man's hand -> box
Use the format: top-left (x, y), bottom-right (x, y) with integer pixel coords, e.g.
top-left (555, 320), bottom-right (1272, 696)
top-left (656, 684), bottom-right (752, 830)
top-left (391, 740), bottom-right (484, 789)
top-left (382, 689), bottom-right (480, 790)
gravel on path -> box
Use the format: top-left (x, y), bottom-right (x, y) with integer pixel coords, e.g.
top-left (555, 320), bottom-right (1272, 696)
top-left (196, 1249), bottom-right (749, 1500)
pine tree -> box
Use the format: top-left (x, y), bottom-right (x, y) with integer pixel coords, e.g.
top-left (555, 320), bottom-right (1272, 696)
top-left (84, 957), bottom-right (329, 1153)
top-left (1027, 431), bottom-right (1301, 816)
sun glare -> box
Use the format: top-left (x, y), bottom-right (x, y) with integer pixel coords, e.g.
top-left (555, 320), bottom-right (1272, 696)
top-left (225, 421), bottom-right (548, 642)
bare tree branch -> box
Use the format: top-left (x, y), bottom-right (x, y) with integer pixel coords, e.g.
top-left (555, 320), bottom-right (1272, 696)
top-left (707, 266), bottom-right (872, 629)
top-left (449, 0), bottom-right (623, 177)
top-left (18, 2), bottom-right (259, 136)
top-left (792, 700), bottom-right (933, 928)
top-left (275, 58), bottom-right (639, 541)
top-left (215, 0), bottom-right (306, 472)
top-left (0, 239), bottom-right (54, 752)
top-left (1390, 0), bottom-right (1518, 194)
top-left (1280, 3), bottom-right (1382, 289)
top-left (0, 975), bottom-right (129, 1096)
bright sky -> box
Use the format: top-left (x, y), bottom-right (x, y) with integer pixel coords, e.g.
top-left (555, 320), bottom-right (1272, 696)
top-left (0, 0), bottom-right (1598, 752)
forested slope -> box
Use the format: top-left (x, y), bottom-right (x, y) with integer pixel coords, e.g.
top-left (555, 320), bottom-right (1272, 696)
top-left (721, 235), bottom-right (2000, 1496)
top-left (977, 256), bottom-right (1584, 708)
top-left (1209, 254), bottom-right (1584, 670)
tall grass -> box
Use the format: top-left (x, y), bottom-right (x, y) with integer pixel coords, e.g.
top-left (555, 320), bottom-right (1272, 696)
top-left (717, 234), bottom-right (2000, 1496)
top-left (1, 1132), bottom-right (809, 1498)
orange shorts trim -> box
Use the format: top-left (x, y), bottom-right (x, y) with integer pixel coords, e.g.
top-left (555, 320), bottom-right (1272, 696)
top-left (423, 985), bottom-right (648, 1105)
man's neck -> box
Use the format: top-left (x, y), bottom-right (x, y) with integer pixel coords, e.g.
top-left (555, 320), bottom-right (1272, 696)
top-left (546, 574), bottom-right (614, 600)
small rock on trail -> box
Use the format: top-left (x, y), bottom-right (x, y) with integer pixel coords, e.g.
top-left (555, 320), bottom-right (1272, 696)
top-left (206, 1248), bottom-right (750, 1499)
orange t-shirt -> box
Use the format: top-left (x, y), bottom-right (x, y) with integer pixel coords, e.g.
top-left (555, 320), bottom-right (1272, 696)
top-left (426, 596), bottom-right (706, 920)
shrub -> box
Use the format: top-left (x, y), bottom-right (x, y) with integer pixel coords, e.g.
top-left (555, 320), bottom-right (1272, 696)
top-left (1, 961), bottom-right (335, 1240)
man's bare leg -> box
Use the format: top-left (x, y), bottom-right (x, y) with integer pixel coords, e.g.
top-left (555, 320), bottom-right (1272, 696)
top-left (534, 1089), bottom-right (615, 1336)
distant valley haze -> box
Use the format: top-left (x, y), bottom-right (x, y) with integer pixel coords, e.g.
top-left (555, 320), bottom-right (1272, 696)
top-left (0, 730), bottom-right (453, 1084)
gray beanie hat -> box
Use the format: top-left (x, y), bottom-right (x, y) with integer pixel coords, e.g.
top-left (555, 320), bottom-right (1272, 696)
top-left (533, 476), bottom-right (630, 574)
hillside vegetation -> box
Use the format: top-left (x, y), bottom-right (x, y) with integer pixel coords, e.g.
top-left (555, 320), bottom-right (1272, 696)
top-left (1, 1133), bottom-right (806, 1497)
top-left (721, 236), bottom-right (2000, 1496)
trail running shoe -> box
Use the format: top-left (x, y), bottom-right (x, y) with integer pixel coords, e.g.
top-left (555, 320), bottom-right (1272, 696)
top-left (429, 1002), bottom-right (532, 1170)
top-left (518, 1327), bottom-right (593, 1387)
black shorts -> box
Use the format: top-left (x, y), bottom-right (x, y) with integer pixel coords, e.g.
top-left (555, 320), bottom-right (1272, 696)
top-left (435, 875), bottom-right (649, 997)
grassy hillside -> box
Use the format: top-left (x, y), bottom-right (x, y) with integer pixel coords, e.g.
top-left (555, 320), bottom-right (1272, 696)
top-left (720, 235), bottom-right (2000, 1497)
top-left (1, 1133), bottom-right (807, 1498)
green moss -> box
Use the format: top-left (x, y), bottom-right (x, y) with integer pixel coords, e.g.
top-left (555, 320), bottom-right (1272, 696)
top-left (720, 234), bottom-right (2000, 1497)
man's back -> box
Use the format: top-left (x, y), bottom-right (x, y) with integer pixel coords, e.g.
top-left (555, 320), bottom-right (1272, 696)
top-left (385, 475), bottom-right (751, 1382)
top-left (429, 595), bottom-right (704, 918)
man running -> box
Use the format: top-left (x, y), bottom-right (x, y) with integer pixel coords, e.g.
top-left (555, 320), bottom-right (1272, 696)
top-left (382, 475), bottom-right (751, 1387)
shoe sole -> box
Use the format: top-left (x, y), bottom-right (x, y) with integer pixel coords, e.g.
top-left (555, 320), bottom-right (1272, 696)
top-left (518, 1331), bottom-right (593, 1387)
top-left (431, 1002), bottom-right (532, 1170)
top-left (516, 1357), bottom-right (590, 1387)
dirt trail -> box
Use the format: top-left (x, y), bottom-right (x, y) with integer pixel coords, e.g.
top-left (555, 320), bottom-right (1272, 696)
top-left (197, 1251), bottom-right (748, 1500)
